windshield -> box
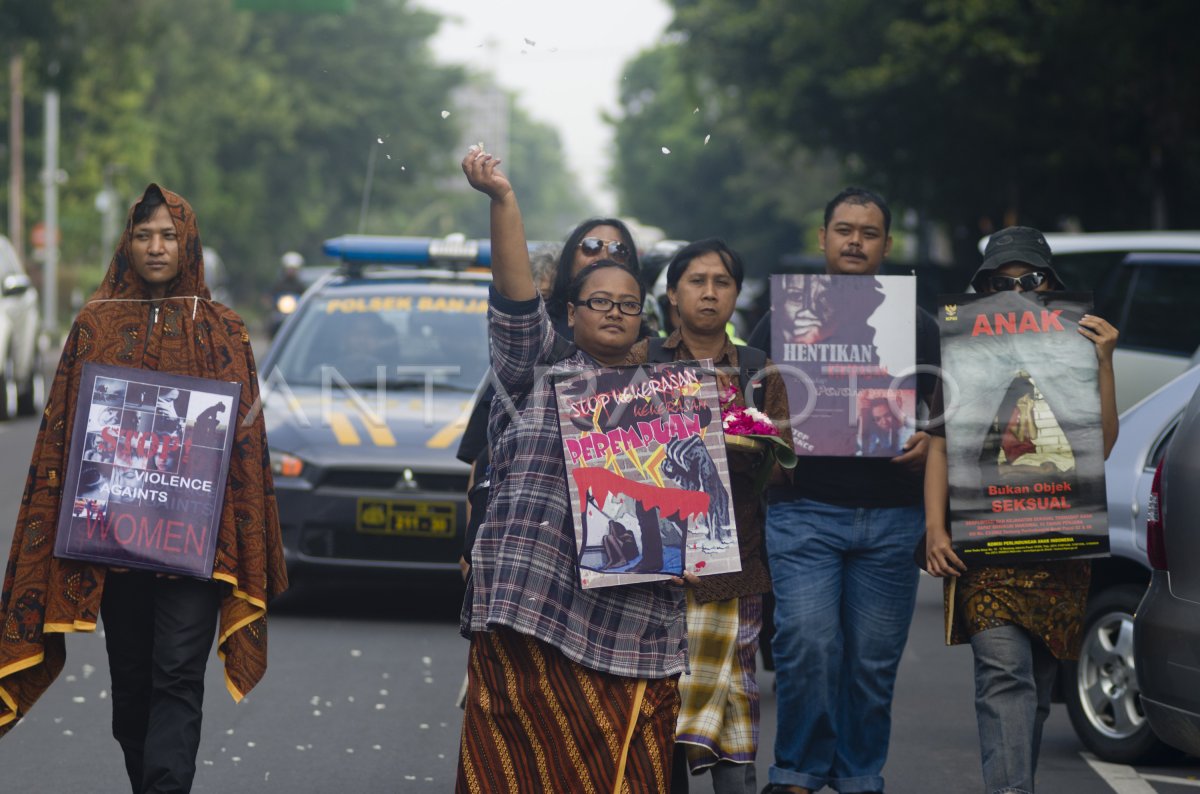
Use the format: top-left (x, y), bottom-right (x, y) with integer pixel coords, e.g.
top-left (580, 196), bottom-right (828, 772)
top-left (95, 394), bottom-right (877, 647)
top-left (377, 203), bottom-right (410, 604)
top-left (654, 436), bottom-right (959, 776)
top-left (272, 290), bottom-right (489, 391)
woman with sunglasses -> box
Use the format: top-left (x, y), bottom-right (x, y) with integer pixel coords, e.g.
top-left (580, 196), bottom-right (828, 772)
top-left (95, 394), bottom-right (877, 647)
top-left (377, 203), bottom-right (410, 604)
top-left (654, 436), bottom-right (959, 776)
top-left (923, 226), bottom-right (1119, 794)
top-left (635, 239), bottom-right (789, 794)
top-left (457, 146), bottom-right (690, 794)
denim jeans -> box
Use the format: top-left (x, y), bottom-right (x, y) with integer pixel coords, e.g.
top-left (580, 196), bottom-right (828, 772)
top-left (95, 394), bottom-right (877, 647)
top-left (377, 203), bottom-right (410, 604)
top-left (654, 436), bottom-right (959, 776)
top-left (765, 498), bottom-right (923, 793)
top-left (969, 624), bottom-right (1058, 794)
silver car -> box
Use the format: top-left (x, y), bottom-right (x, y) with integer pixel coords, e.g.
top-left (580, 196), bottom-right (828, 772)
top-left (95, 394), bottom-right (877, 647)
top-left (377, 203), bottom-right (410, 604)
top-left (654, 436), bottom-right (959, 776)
top-left (0, 234), bottom-right (43, 420)
top-left (1133, 376), bottom-right (1200, 756)
top-left (1061, 363), bottom-right (1200, 762)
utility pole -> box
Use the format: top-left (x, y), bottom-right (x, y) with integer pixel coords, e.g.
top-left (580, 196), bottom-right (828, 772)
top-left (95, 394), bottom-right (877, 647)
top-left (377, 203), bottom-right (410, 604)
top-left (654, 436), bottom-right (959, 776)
top-left (8, 55), bottom-right (23, 263)
top-left (42, 89), bottom-right (59, 335)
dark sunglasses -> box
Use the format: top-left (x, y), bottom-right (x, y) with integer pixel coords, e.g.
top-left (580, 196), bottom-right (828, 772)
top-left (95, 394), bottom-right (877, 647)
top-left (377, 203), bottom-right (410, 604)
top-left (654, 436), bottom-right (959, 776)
top-left (988, 271), bottom-right (1048, 292)
top-left (578, 237), bottom-right (631, 263)
top-left (576, 296), bottom-right (644, 316)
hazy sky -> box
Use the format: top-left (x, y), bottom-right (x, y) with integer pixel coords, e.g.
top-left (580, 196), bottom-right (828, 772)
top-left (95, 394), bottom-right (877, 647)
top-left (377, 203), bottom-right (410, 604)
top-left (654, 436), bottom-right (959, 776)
top-left (413, 0), bottom-right (673, 214)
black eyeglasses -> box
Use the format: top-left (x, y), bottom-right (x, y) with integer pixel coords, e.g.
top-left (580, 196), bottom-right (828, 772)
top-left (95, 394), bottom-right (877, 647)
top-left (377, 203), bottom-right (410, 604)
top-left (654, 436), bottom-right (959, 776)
top-left (988, 271), bottom-right (1048, 292)
top-left (578, 237), bottom-right (631, 263)
top-left (577, 296), bottom-right (644, 316)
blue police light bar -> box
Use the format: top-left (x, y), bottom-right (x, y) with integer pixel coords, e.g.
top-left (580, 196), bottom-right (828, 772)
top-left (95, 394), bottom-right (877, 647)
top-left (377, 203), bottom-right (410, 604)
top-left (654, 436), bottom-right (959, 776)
top-left (322, 235), bottom-right (495, 266)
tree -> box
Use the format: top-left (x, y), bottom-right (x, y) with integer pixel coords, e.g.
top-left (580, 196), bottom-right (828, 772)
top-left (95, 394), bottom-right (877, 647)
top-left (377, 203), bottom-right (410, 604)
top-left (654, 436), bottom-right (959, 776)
top-left (608, 44), bottom-right (840, 275)
top-left (667, 0), bottom-right (1200, 261)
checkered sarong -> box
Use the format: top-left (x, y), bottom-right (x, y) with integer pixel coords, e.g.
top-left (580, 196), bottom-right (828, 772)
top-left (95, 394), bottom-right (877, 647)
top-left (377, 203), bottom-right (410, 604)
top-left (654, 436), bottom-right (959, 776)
top-left (675, 593), bottom-right (762, 771)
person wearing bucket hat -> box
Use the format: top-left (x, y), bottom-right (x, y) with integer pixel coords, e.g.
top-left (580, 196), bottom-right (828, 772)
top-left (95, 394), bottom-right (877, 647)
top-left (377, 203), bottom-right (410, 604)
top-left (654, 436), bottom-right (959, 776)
top-left (924, 226), bottom-right (1119, 794)
top-left (970, 226), bottom-right (1065, 293)
top-left (0, 184), bottom-right (287, 792)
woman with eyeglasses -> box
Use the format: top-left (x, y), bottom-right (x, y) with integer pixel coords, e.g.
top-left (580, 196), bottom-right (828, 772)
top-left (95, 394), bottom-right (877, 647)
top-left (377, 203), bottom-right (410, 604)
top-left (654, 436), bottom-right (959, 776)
top-left (923, 226), bottom-right (1119, 794)
top-left (457, 146), bottom-right (691, 794)
top-left (633, 240), bottom-right (789, 794)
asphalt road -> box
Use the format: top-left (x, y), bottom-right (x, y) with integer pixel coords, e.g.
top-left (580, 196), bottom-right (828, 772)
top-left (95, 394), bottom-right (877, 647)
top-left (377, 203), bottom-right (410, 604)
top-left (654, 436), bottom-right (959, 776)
top-left (0, 413), bottom-right (1197, 793)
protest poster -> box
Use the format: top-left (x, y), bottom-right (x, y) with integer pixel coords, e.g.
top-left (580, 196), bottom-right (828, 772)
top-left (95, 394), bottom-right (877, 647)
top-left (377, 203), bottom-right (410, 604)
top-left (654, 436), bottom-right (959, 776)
top-left (769, 274), bottom-right (917, 456)
top-left (938, 290), bottom-right (1109, 563)
top-left (555, 361), bottom-right (740, 589)
top-left (54, 362), bottom-right (241, 578)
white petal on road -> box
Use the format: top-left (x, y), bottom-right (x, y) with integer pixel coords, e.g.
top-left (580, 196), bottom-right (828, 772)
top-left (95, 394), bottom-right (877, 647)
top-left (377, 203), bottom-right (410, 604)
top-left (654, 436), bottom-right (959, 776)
top-left (347, 696), bottom-right (355, 703)
top-left (325, 701), bottom-right (332, 708)
top-left (380, 689), bottom-right (389, 696)
top-left (372, 745), bottom-right (382, 751)
top-left (72, 696), bottom-right (85, 703)
top-left (419, 723), bottom-right (429, 730)
top-left (350, 649), bottom-right (363, 658)
top-left (226, 728), bottom-right (234, 735)
top-left (296, 745), bottom-right (306, 751)
top-left (247, 742), bottom-right (256, 748)
top-left (232, 757), bottom-right (241, 763)
top-left (382, 673), bottom-right (391, 679)
top-left (204, 760), bottom-right (213, 766)
top-left (405, 776), bottom-right (416, 781)
top-left (81, 664), bottom-right (96, 679)
top-left (99, 690), bottom-right (108, 699)
top-left (422, 656), bottom-right (432, 666)
top-left (65, 675), bottom-right (76, 682)
top-left (310, 695), bottom-right (321, 706)
top-left (346, 748), bottom-right (355, 754)
top-left (375, 704), bottom-right (386, 710)
top-left (313, 710), bottom-right (322, 717)
top-left (62, 730), bottom-right (73, 736)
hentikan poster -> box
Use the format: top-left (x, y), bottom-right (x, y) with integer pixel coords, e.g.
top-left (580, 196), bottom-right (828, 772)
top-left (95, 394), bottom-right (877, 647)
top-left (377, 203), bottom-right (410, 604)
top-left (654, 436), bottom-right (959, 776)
top-left (54, 362), bottom-right (241, 578)
top-left (938, 291), bottom-right (1109, 563)
top-left (770, 274), bottom-right (917, 456)
top-left (555, 362), bottom-right (740, 589)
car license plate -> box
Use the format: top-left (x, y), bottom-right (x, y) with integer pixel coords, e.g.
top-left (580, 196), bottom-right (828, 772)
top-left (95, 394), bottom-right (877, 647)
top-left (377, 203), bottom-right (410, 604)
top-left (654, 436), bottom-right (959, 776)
top-left (356, 499), bottom-right (455, 537)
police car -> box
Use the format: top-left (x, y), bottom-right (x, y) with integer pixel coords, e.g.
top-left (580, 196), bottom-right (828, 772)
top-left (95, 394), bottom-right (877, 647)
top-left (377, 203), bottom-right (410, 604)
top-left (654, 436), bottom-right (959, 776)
top-left (260, 235), bottom-right (497, 581)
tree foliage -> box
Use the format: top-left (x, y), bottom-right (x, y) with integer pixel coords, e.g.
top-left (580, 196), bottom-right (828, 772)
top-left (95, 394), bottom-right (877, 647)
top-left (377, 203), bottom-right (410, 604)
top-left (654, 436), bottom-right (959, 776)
top-left (609, 44), bottom-right (842, 275)
top-left (1, 0), bottom-right (585, 309)
top-left (667, 0), bottom-right (1200, 247)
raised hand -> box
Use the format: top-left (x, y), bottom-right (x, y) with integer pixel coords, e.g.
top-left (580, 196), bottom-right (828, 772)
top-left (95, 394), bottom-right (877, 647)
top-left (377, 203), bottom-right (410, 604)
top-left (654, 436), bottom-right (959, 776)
top-left (1077, 314), bottom-right (1118, 365)
top-left (461, 145), bottom-right (512, 202)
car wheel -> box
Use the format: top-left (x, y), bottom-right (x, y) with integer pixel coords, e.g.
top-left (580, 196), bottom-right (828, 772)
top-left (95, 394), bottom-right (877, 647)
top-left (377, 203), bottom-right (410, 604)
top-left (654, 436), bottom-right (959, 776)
top-left (0, 356), bottom-right (17, 421)
top-left (16, 350), bottom-right (45, 417)
top-left (1063, 584), bottom-right (1178, 764)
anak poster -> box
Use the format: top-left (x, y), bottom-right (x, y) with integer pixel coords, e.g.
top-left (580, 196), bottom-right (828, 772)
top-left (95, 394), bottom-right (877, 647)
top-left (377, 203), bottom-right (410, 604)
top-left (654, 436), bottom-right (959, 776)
top-left (769, 274), bottom-right (917, 456)
top-left (555, 362), bottom-right (740, 589)
top-left (938, 291), bottom-right (1109, 563)
top-left (54, 362), bottom-right (241, 578)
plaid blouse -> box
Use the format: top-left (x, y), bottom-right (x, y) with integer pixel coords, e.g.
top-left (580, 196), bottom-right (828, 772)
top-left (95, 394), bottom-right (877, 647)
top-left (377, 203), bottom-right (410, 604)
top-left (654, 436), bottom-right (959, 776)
top-left (460, 287), bottom-right (688, 679)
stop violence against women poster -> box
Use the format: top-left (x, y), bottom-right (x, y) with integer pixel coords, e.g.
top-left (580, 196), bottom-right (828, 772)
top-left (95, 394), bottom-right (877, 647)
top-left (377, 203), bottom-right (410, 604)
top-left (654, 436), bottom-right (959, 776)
top-left (938, 290), bottom-right (1109, 563)
top-left (555, 361), bottom-right (739, 589)
top-left (769, 274), bottom-right (917, 457)
top-left (54, 362), bottom-right (240, 578)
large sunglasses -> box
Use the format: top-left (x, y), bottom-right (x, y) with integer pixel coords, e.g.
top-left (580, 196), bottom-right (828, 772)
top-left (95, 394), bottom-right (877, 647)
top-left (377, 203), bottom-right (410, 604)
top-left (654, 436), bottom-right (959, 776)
top-left (578, 237), bottom-right (631, 263)
top-left (988, 271), bottom-right (1048, 292)
top-left (576, 296), bottom-right (644, 316)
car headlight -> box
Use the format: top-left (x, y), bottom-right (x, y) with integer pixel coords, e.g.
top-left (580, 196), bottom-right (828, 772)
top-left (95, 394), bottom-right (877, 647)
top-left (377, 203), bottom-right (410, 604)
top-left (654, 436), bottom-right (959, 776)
top-left (270, 450), bottom-right (305, 478)
top-left (276, 294), bottom-right (298, 314)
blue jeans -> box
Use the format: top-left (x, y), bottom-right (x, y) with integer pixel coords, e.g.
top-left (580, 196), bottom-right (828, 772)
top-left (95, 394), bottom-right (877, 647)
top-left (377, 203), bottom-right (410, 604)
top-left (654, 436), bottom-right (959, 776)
top-left (969, 625), bottom-right (1058, 794)
top-left (765, 498), bottom-right (923, 793)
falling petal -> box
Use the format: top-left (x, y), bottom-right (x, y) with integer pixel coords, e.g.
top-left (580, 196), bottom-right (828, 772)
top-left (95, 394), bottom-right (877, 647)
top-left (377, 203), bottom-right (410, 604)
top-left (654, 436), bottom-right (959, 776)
top-left (377, 138), bottom-right (383, 144)
top-left (520, 50), bottom-right (528, 55)
top-left (693, 108), bottom-right (700, 114)
top-left (704, 135), bottom-right (711, 145)
top-left (524, 37), bottom-right (536, 46)
top-left (400, 166), bottom-right (406, 171)
top-left (440, 110), bottom-right (451, 119)
top-left (661, 147), bottom-right (671, 155)
top-left (385, 155), bottom-right (391, 160)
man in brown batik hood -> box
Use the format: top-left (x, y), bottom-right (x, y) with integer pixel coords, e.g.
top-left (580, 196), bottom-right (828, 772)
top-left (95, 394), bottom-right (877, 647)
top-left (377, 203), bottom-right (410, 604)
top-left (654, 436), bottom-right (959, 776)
top-left (0, 184), bottom-right (287, 792)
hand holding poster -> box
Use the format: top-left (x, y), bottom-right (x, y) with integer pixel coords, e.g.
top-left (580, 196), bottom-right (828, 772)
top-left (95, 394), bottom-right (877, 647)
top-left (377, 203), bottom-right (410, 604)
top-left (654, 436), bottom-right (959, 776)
top-left (769, 274), bottom-right (917, 456)
top-left (938, 291), bottom-right (1109, 563)
top-left (555, 361), bottom-right (739, 589)
top-left (54, 363), bottom-right (241, 578)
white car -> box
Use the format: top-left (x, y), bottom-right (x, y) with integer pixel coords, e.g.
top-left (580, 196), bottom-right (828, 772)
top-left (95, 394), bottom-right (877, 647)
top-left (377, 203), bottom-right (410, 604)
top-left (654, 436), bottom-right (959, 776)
top-left (0, 235), bottom-right (43, 420)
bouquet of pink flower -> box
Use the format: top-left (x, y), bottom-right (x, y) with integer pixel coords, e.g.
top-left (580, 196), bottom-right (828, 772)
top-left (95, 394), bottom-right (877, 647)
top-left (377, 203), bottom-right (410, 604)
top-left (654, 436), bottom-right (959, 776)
top-left (719, 385), bottom-right (796, 483)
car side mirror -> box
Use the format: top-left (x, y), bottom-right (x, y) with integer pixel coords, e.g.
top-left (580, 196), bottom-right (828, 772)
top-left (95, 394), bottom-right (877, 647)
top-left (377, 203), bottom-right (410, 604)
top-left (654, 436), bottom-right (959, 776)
top-left (1, 273), bottom-right (32, 297)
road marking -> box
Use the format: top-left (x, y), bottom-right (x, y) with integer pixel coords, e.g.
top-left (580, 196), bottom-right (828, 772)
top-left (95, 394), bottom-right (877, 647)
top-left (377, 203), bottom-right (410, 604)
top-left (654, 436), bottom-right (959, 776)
top-left (329, 411), bottom-right (361, 446)
top-left (1082, 752), bottom-right (1158, 793)
top-left (1143, 774), bottom-right (1200, 788)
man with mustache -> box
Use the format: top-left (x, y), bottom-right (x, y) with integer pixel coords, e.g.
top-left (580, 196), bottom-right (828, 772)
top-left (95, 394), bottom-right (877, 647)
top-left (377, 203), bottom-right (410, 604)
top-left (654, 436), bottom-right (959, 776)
top-left (750, 188), bottom-right (941, 794)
